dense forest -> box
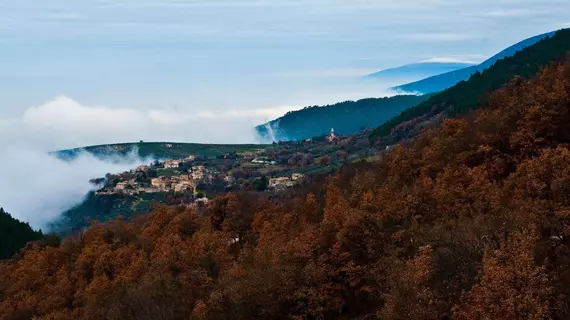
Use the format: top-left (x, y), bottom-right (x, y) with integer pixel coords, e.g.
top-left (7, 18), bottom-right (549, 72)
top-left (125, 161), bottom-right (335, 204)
top-left (3, 55), bottom-right (570, 319)
top-left (0, 208), bottom-right (43, 260)
top-left (372, 28), bottom-right (570, 138)
top-left (256, 95), bottom-right (429, 141)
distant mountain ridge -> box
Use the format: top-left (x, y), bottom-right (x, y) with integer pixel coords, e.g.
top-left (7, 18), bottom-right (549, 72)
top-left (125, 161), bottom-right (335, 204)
top-left (373, 28), bottom-right (570, 139)
top-left (366, 61), bottom-right (474, 84)
top-left (256, 95), bottom-right (430, 142)
top-left (256, 31), bottom-right (559, 143)
top-left (394, 31), bottom-right (557, 94)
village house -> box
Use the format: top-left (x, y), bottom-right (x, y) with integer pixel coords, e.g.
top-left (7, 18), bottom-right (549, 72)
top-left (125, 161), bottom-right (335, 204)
top-left (190, 166), bottom-right (206, 180)
top-left (240, 151), bottom-right (257, 161)
top-left (136, 165), bottom-right (149, 172)
top-left (269, 177), bottom-right (291, 189)
top-left (139, 187), bottom-right (159, 194)
top-left (174, 181), bottom-right (194, 193)
top-left (291, 173), bottom-right (305, 181)
top-left (151, 177), bottom-right (171, 191)
top-left (252, 158), bottom-right (277, 165)
top-left (224, 175), bottom-right (235, 184)
top-left (115, 181), bottom-right (130, 191)
top-left (163, 160), bottom-right (181, 169)
top-left (191, 171), bottom-right (204, 181)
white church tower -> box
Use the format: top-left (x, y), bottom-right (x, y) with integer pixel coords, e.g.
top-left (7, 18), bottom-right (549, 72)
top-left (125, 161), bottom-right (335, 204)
top-left (327, 128), bottom-right (336, 142)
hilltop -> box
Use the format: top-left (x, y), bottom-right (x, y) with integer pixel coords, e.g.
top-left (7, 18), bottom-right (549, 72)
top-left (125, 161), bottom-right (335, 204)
top-left (256, 95), bottom-right (429, 142)
top-left (56, 142), bottom-right (265, 161)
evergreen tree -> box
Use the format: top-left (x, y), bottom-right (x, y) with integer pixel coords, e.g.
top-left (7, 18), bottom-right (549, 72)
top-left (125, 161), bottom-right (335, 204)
top-left (0, 207), bottom-right (43, 260)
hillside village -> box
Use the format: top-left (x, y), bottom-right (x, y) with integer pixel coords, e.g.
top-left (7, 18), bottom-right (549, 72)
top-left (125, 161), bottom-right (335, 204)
top-left (57, 127), bottom-right (385, 234)
top-left (89, 128), bottom-right (389, 200)
top-left (95, 151), bottom-right (307, 199)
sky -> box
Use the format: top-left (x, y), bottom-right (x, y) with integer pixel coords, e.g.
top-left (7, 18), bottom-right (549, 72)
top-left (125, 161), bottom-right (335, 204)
top-left (0, 0), bottom-right (569, 149)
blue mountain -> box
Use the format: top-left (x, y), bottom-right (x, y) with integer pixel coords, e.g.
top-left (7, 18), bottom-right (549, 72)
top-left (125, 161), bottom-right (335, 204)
top-left (394, 31), bottom-right (556, 94)
top-left (366, 62), bottom-right (473, 85)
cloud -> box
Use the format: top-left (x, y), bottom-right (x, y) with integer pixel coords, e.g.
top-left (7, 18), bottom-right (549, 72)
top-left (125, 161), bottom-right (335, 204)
top-left (253, 68), bottom-right (379, 78)
top-left (0, 147), bottom-right (148, 230)
top-left (402, 33), bottom-right (480, 42)
top-left (475, 9), bottom-right (553, 18)
top-left (0, 95), bottom-right (349, 229)
top-left (23, 96), bottom-right (147, 134)
top-left (0, 96), bottom-right (302, 151)
top-left (45, 12), bottom-right (87, 22)
top-left (420, 56), bottom-right (480, 64)
top-left (0, 96), bottom-right (305, 229)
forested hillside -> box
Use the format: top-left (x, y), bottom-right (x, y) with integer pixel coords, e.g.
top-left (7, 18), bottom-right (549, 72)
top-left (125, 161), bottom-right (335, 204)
top-left (373, 28), bottom-right (570, 138)
top-left (256, 95), bottom-right (428, 141)
top-left (2, 55), bottom-right (570, 319)
top-left (0, 208), bottom-right (43, 260)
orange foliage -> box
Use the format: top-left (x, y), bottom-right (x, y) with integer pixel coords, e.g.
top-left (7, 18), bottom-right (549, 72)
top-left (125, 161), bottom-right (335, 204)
top-left (3, 61), bottom-right (570, 319)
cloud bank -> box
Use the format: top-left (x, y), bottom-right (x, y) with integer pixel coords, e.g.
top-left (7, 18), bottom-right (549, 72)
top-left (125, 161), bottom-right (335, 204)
top-left (0, 96), bottom-right (307, 229)
top-left (0, 147), bottom-right (148, 230)
top-left (1, 96), bottom-right (299, 151)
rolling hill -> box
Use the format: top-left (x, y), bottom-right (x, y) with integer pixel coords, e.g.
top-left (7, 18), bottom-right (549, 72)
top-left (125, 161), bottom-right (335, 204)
top-left (394, 30), bottom-right (556, 94)
top-left (56, 142), bottom-right (266, 161)
top-left (372, 28), bottom-right (570, 139)
top-left (256, 95), bottom-right (429, 142)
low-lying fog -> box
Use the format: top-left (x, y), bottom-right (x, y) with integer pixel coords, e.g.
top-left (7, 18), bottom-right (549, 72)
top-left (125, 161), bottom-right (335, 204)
top-left (0, 147), bottom-right (150, 230)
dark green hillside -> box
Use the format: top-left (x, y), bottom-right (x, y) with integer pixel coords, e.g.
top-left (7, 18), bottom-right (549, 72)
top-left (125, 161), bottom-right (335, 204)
top-left (373, 28), bottom-right (570, 138)
top-left (0, 208), bottom-right (43, 260)
top-left (52, 192), bottom-right (162, 236)
top-left (257, 95), bottom-right (429, 141)
top-left (56, 142), bottom-right (265, 161)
